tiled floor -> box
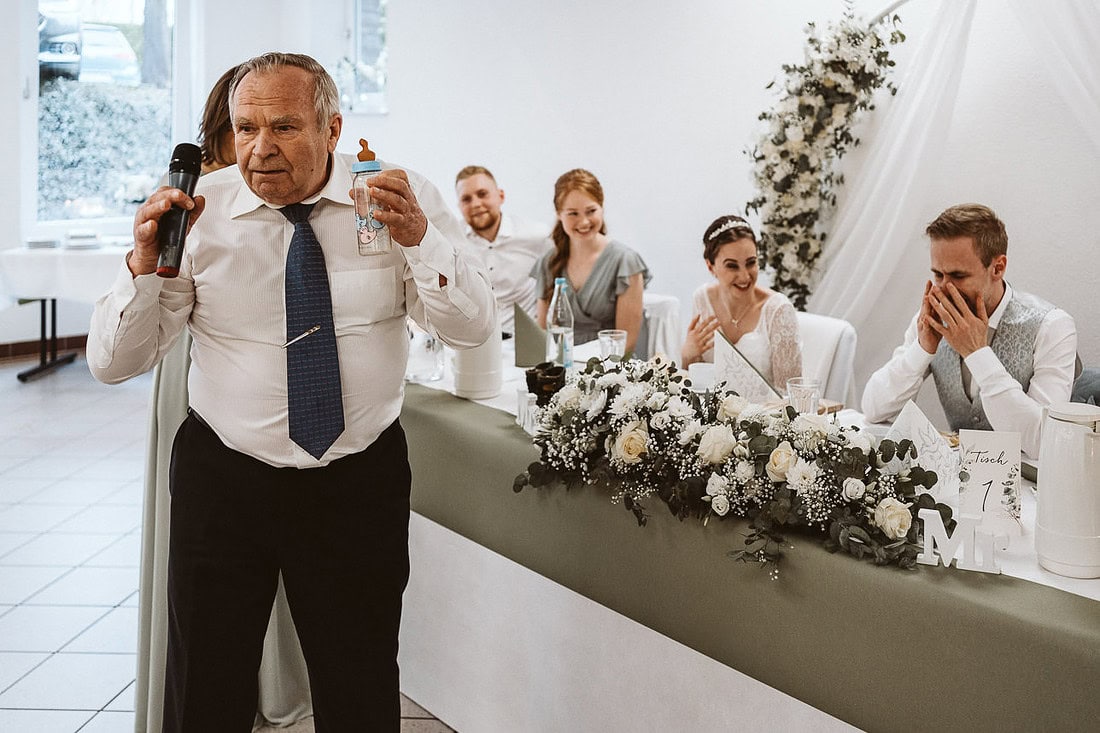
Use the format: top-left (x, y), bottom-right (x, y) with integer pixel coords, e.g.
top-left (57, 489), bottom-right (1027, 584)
top-left (0, 354), bottom-right (453, 732)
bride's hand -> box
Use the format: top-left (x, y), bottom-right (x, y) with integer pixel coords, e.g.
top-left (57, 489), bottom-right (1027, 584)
top-left (682, 314), bottom-right (719, 366)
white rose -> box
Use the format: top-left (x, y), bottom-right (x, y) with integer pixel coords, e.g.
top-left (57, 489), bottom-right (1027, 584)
top-left (874, 497), bottom-right (913, 540)
top-left (765, 440), bottom-right (797, 481)
top-left (581, 389), bottom-right (608, 421)
top-left (842, 477), bottom-right (866, 501)
top-left (706, 472), bottom-right (729, 497)
top-left (555, 384), bottom-right (582, 410)
top-left (646, 392), bottom-right (668, 411)
top-left (734, 460), bottom-right (756, 484)
top-left (612, 420), bottom-right (649, 465)
top-left (596, 372), bottom-right (627, 389)
top-left (717, 394), bottom-right (749, 422)
top-left (650, 410), bottom-right (672, 430)
top-left (711, 494), bottom-right (731, 517)
top-left (845, 430), bottom-right (877, 454)
top-left (791, 413), bottom-right (828, 435)
top-left (697, 424), bottom-right (737, 465)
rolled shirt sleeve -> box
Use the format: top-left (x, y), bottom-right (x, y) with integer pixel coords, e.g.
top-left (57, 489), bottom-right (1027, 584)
top-left (400, 172), bottom-right (496, 349)
top-left (861, 315), bottom-right (934, 423)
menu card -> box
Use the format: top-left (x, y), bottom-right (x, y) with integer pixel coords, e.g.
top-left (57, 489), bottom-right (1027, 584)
top-left (885, 401), bottom-right (959, 500)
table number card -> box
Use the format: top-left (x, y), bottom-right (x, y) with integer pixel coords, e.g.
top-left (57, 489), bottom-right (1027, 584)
top-left (958, 429), bottom-right (1021, 536)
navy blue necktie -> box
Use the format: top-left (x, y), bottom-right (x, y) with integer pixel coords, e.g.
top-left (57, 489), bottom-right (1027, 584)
top-left (281, 202), bottom-right (344, 459)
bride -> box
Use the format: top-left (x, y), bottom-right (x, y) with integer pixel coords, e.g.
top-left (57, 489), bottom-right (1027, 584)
top-left (681, 215), bottom-right (802, 393)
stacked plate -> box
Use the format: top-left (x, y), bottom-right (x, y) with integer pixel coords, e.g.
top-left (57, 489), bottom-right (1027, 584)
top-left (63, 229), bottom-right (102, 249)
top-left (26, 237), bottom-right (61, 249)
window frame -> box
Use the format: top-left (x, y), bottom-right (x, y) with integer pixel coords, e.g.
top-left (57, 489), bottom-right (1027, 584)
top-left (26, 0), bottom-right (195, 241)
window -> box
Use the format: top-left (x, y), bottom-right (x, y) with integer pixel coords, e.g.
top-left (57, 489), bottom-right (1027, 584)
top-left (37, 0), bottom-right (173, 223)
top-left (335, 0), bottom-right (388, 114)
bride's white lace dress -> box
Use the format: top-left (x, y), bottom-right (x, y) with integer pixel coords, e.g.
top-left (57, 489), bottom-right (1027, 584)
top-left (690, 284), bottom-right (802, 401)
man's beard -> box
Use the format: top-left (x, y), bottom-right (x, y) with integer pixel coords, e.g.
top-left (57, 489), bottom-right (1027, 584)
top-left (471, 210), bottom-right (500, 235)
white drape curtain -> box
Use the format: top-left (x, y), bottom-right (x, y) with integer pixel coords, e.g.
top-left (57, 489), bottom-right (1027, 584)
top-left (1005, 0), bottom-right (1100, 157)
top-left (808, 0), bottom-right (978, 392)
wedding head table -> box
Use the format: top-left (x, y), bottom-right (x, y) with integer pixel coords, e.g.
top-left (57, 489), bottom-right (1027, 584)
top-left (394, 340), bottom-right (1100, 732)
top-left (134, 335), bottom-right (1100, 732)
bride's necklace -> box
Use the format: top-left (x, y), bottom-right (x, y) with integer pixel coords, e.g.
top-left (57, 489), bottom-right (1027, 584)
top-left (719, 291), bottom-right (757, 327)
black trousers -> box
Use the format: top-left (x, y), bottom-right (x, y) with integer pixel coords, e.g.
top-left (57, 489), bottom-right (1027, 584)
top-left (162, 412), bottom-right (411, 733)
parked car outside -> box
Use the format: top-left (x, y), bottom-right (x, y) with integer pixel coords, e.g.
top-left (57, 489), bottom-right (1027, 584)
top-left (38, 0), bottom-right (81, 80)
top-left (78, 23), bottom-right (141, 86)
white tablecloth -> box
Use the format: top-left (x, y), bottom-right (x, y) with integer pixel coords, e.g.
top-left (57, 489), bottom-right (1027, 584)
top-left (0, 245), bottom-right (128, 304)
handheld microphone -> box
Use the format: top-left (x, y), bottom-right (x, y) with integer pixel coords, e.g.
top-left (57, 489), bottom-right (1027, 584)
top-left (155, 143), bottom-right (202, 278)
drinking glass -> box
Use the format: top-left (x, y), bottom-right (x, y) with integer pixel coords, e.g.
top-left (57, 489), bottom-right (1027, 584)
top-left (598, 329), bottom-right (628, 359)
top-left (786, 377), bottom-right (821, 414)
top-left (406, 323), bottom-right (444, 383)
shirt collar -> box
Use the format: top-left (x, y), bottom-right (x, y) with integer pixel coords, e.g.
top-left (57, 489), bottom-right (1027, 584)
top-left (988, 282), bottom-right (1012, 330)
top-left (465, 212), bottom-right (514, 243)
top-left (229, 153), bottom-right (353, 219)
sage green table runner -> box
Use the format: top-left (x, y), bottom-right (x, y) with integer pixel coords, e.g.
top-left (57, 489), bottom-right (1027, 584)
top-left (401, 384), bottom-right (1100, 733)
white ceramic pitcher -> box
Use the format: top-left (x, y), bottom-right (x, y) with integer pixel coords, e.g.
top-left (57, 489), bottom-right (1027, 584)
top-left (1035, 402), bottom-right (1100, 578)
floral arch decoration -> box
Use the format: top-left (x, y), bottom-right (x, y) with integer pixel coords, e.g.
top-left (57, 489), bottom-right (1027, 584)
top-left (746, 6), bottom-right (905, 310)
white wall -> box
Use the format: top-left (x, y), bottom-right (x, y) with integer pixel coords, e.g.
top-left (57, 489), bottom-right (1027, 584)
top-left (4, 0), bottom-right (1097, 390)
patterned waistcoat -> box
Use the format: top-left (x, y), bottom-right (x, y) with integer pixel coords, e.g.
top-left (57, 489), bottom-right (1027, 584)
top-left (930, 289), bottom-right (1054, 431)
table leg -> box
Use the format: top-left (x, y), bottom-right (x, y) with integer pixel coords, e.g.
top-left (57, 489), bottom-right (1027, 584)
top-left (17, 299), bottom-right (77, 382)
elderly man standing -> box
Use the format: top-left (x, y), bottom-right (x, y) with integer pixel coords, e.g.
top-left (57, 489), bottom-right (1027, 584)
top-left (88, 53), bottom-right (494, 732)
top-left (862, 203), bottom-right (1077, 460)
top-left (455, 165), bottom-right (551, 336)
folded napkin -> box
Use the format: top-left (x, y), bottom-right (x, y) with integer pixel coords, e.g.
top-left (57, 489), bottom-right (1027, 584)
top-left (513, 302), bottom-right (546, 368)
top-left (885, 401), bottom-right (960, 500)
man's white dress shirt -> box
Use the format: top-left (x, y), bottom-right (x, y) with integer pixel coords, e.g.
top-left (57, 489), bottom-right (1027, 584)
top-left (88, 153), bottom-right (494, 468)
top-left (861, 283), bottom-right (1077, 459)
top-left (463, 212), bottom-right (551, 334)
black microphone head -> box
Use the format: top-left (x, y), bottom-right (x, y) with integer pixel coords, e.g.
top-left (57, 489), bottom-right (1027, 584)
top-left (168, 143), bottom-right (202, 175)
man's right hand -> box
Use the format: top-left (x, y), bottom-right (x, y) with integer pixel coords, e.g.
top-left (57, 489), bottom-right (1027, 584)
top-left (916, 279), bottom-right (942, 354)
top-left (128, 187), bottom-right (205, 277)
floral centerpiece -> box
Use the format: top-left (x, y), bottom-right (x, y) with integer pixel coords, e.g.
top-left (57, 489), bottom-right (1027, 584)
top-left (745, 4), bottom-right (905, 309)
top-left (514, 357), bottom-right (952, 574)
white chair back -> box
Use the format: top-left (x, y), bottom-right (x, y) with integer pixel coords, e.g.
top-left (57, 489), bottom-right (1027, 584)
top-left (642, 292), bottom-right (681, 361)
top-left (796, 311), bottom-right (858, 406)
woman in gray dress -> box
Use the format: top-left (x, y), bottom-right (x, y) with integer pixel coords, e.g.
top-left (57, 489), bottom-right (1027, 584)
top-left (532, 168), bottom-right (650, 353)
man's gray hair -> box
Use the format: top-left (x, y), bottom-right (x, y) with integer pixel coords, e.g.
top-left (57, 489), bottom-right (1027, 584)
top-left (229, 52), bottom-right (341, 129)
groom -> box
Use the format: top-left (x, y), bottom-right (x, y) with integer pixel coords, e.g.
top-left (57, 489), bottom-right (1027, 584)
top-left (861, 203), bottom-right (1077, 459)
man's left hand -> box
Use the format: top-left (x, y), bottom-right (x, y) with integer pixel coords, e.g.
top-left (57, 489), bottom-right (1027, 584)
top-left (364, 169), bottom-right (428, 247)
top-left (925, 283), bottom-right (988, 357)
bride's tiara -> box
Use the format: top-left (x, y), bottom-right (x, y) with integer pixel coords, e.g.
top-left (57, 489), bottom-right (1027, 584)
top-left (706, 218), bottom-right (754, 241)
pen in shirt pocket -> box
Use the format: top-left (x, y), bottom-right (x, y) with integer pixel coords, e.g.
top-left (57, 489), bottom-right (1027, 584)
top-left (282, 325), bottom-right (321, 348)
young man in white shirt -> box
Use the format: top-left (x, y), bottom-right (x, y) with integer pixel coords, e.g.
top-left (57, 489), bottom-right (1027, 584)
top-left (861, 203), bottom-right (1077, 460)
top-left (455, 165), bottom-right (551, 336)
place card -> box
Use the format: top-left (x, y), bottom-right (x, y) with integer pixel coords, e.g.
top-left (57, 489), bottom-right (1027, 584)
top-left (958, 429), bottom-right (1021, 536)
top-left (885, 401), bottom-right (959, 500)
